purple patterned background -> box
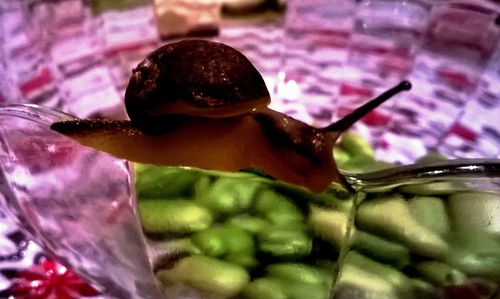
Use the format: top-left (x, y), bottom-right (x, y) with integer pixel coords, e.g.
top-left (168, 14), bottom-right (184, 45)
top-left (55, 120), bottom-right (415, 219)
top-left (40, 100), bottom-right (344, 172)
top-left (0, 0), bottom-right (499, 298)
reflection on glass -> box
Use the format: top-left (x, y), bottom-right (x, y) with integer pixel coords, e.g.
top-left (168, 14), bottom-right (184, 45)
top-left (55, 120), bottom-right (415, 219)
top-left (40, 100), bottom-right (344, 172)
top-left (1, 104), bottom-right (500, 299)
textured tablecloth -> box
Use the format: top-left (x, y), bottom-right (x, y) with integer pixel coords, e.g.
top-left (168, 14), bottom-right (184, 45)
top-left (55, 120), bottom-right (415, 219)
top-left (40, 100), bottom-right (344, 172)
top-left (0, 0), bottom-right (499, 297)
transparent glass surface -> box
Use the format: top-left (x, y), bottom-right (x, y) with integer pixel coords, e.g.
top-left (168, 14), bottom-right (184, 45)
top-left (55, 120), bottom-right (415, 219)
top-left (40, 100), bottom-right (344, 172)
top-left (0, 104), bottom-right (352, 299)
top-left (0, 104), bottom-right (499, 299)
top-left (0, 104), bottom-right (163, 298)
top-left (337, 160), bottom-right (500, 298)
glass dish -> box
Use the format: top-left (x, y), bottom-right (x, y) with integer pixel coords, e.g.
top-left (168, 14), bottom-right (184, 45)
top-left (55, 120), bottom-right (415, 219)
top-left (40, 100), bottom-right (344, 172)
top-left (0, 104), bottom-right (163, 298)
top-left (339, 160), bottom-right (500, 298)
top-left (0, 104), bottom-right (499, 298)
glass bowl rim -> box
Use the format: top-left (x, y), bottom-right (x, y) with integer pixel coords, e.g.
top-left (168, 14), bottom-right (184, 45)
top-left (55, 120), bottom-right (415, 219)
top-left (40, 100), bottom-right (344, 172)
top-left (1, 103), bottom-right (499, 194)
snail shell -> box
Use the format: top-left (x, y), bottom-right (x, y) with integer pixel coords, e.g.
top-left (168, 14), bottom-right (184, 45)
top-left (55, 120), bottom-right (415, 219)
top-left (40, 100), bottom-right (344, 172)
top-left (125, 39), bottom-right (271, 134)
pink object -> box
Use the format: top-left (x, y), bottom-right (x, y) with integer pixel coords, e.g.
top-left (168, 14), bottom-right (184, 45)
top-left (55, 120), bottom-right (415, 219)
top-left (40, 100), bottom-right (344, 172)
top-left (8, 256), bottom-right (99, 299)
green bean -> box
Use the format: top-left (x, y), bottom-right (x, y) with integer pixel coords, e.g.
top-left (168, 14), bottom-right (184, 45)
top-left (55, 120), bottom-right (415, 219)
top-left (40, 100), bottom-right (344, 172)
top-left (356, 193), bottom-right (448, 258)
top-left (279, 280), bottom-right (330, 299)
top-left (343, 251), bottom-right (416, 296)
top-left (195, 178), bottom-right (261, 217)
top-left (408, 196), bottom-right (450, 236)
top-left (190, 231), bottom-right (225, 257)
top-left (222, 226), bottom-right (255, 255)
top-left (308, 205), bottom-right (353, 250)
top-left (224, 253), bottom-right (258, 269)
top-left (190, 225), bottom-right (254, 257)
top-left (270, 180), bottom-right (353, 211)
top-left (265, 263), bottom-right (333, 287)
top-left (193, 175), bottom-right (212, 198)
top-left (254, 189), bottom-right (305, 226)
top-left (336, 262), bottom-right (398, 296)
top-left (338, 132), bottom-right (375, 159)
top-left (409, 278), bottom-right (433, 297)
top-left (333, 147), bottom-right (350, 169)
top-left (448, 192), bottom-right (500, 234)
top-left (414, 261), bottom-right (467, 285)
top-left (138, 199), bottom-right (212, 234)
top-left (445, 230), bottom-right (500, 277)
top-left (242, 274), bottom-right (329, 299)
top-left (415, 152), bottom-right (448, 165)
top-left (157, 255), bottom-right (249, 297)
top-left (257, 226), bottom-right (312, 258)
top-left (241, 278), bottom-right (287, 299)
top-left (352, 230), bottom-right (411, 269)
top-left (226, 216), bottom-right (269, 234)
top-left (150, 238), bottom-right (202, 256)
top-left (135, 164), bottom-right (206, 198)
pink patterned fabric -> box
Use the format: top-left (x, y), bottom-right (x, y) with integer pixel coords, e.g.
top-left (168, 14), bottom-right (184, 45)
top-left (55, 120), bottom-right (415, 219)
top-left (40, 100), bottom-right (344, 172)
top-left (0, 0), bottom-right (499, 297)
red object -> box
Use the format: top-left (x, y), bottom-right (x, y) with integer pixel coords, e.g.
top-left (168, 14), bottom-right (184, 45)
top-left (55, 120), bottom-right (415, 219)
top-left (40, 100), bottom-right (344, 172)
top-left (13, 136), bottom-right (76, 174)
top-left (104, 40), bottom-right (157, 58)
top-left (307, 29), bottom-right (351, 49)
top-left (448, 123), bottom-right (478, 142)
top-left (9, 257), bottom-right (99, 299)
top-left (361, 110), bottom-right (391, 126)
top-left (436, 68), bottom-right (476, 91)
top-left (19, 68), bottom-right (54, 98)
top-left (442, 283), bottom-right (483, 299)
top-left (339, 83), bottom-right (374, 97)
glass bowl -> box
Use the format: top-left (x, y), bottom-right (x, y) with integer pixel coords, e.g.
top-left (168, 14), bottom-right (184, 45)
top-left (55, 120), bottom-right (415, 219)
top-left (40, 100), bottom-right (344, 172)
top-left (339, 160), bottom-right (500, 299)
top-left (0, 104), bottom-right (499, 299)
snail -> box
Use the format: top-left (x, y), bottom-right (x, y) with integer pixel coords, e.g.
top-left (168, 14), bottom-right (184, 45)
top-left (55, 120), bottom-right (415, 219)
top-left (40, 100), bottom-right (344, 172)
top-left (124, 39), bottom-right (271, 135)
top-left (51, 39), bottom-right (411, 192)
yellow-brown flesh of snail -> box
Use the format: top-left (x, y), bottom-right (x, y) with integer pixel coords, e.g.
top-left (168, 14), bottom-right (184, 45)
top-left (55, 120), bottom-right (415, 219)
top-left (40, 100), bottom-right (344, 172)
top-left (51, 111), bottom-right (339, 192)
top-left (51, 39), bottom-right (411, 193)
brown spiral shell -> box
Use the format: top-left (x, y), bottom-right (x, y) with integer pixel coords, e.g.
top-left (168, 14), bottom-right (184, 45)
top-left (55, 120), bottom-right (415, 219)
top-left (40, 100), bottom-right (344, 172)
top-left (125, 39), bottom-right (270, 134)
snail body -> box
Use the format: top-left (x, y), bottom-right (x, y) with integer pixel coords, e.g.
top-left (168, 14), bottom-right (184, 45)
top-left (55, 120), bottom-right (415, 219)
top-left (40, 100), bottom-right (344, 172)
top-left (52, 39), bottom-right (410, 192)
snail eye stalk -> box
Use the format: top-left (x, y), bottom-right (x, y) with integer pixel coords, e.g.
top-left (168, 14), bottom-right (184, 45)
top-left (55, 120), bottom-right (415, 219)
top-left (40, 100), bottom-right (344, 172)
top-left (322, 81), bottom-right (412, 133)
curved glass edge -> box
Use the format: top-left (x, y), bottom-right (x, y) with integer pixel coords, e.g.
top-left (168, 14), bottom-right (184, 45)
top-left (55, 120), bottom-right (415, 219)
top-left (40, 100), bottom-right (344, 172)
top-left (0, 103), bottom-right (77, 125)
top-left (0, 104), bottom-right (165, 299)
top-left (3, 104), bottom-right (499, 193)
top-left (343, 159), bottom-right (500, 193)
